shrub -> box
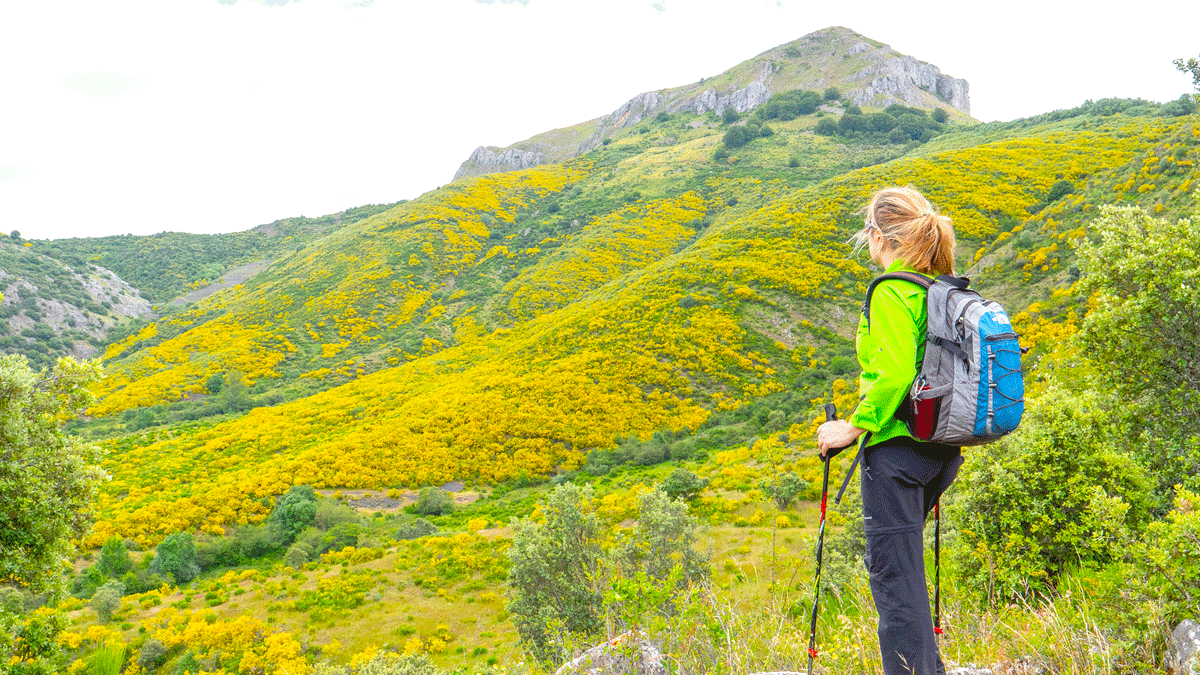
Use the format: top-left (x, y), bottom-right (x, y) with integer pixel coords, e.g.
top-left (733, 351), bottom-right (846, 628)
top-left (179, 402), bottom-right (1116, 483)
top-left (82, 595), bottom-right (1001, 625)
top-left (867, 112), bottom-right (897, 133)
top-left (270, 485), bottom-right (317, 546)
top-left (932, 107), bottom-right (949, 123)
top-left (950, 387), bottom-right (1152, 599)
top-left (787, 157), bottom-right (800, 168)
top-left (660, 469), bottom-right (709, 502)
top-left (760, 472), bottom-right (809, 511)
top-left (722, 126), bottom-right (753, 149)
top-left (814, 118), bottom-right (838, 136)
top-left (150, 532), bottom-right (198, 585)
top-left (1045, 179), bottom-right (1075, 202)
top-left (823, 87), bottom-right (840, 100)
top-left (90, 580), bottom-right (125, 622)
top-left (98, 536), bottom-right (131, 577)
top-left (721, 107), bottom-right (739, 125)
top-left (315, 500), bottom-right (358, 530)
top-left (507, 483), bottom-right (604, 664)
top-left (395, 518), bottom-right (439, 540)
top-left (837, 113), bottom-right (870, 134)
top-left (284, 544), bottom-right (309, 569)
top-left (415, 487), bottom-right (454, 516)
top-left (138, 638), bottom-right (166, 669)
top-left (844, 104), bottom-right (862, 115)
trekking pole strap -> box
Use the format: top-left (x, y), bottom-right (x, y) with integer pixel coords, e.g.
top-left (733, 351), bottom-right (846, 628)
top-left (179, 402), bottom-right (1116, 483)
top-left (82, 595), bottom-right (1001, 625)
top-left (834, 432), bottom-right (871, 505)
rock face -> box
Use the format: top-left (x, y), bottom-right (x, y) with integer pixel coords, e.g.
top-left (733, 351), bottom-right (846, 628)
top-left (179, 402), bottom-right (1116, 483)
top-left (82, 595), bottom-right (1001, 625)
top-left (453, 26), bottom-right (971, 180)
top-left (555, 632), bottom-right (669, 675)
top-left (453, 145), bottom-right (546, 180)
top-left (847, 48), bottom-right (970, 113)
top-left (1170, 619), bottom-right (1200, 674)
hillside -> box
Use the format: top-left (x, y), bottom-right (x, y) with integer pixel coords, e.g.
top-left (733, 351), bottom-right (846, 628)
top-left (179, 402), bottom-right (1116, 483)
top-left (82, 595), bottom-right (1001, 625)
top-left (455, 26), bottom-right (974, 178)
top-left (6, 25), bottom-right (1200, 675)
top-left (0, 202), bottom-right (401, 369)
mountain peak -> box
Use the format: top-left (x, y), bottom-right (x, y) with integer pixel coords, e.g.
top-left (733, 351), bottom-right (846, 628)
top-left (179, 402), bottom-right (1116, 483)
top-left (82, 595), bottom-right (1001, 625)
top-left (454, 26), bottom-right (971, 180)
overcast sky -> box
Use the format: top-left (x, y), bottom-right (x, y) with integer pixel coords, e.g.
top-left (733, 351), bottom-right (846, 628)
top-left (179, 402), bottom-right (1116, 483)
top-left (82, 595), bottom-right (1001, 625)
top-left (1, 0), bottom-right (1196, 241)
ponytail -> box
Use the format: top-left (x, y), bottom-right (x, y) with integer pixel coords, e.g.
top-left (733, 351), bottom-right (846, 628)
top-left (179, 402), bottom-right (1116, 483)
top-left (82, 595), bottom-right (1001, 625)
top-left (860, 186), bottom-right (956, 276)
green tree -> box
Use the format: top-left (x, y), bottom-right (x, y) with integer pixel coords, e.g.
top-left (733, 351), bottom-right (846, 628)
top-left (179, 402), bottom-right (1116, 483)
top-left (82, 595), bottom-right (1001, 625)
top-left (89, 580), bottom-right (124, 623)
top-left (150, 532), bottom-right (199, 585)
top-left (414, 487), bottom-right (454, 516)
top-left (8, 231), bottom-right (19, 241)
top-left (660, 468), bottom-right (709, 502)
top-left (612, 489), bottom-right (708, 586)
top-left (217, 369), bottom-right (248, 411)
top-left (721, 106), bottom-right (739, 124)
top-left (761, 472), bottom-right (809, 511)
top-left (507, 483), bottom-right (604, 664)
top-left (932, 107), bottom-right (949, 123)
top-left (204, 373), bottom-right (223, 395)
top-left (823, 86), bottom-right (840, 100)
top-left (1175, 53), bottom-right (1200, 99)
top-left (97, 536), bottom-right (132, 578)
top-left (0, 354), bottom-right (105, 596)
top-left (814, 117), bottom-right (838, 136)
top-left (269, 485), bottom-right (317, 546)
top-left (1074, 200), bottom-right (1200, 496)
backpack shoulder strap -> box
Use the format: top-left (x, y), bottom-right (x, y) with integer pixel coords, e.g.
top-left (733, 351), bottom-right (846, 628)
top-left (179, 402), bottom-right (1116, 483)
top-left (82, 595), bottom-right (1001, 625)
top-left (862, 272), bottom-right (934, 328)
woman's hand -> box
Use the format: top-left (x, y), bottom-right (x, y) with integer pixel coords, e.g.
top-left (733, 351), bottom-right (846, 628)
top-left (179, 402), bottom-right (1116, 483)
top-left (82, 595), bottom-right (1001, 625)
top-left (817, 420), bottom-right (866, 457)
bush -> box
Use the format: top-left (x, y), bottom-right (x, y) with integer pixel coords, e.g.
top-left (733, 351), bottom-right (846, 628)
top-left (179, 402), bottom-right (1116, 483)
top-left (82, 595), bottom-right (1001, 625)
top-left (98, 536), bottom-right (131, 577)
top-left (315, 500), bottom-right (358, 530)
top-left (415, 487), bottom-right (454, 516)
top-left (721, 107), bottom-right (739, 125)
top-left (760, 472), bottom-right (809, 510)
top-left (787, 157), bottom-right (800, 168)
top-left (138, 638), bottom-right (166, 669)
top-left (837, 113), bottom-right (870, 134)
top-left (395, 518), bottom-right (439, 540)
top-left (284, 544), bottom-right (310, 569)
top-left (508, 483), bottom-right (604, 664)
top-left (660, 469), bottom-right (709, 502)
top-left (823, 87), bottom-right (840, 100)
top-left (270, 485), bottom-right (317, 546)
top-left (90, 580), bottom-right (124, 622)
top-left (722, 126), bottom-right (753, 149)
top-left (150, 532), bottom-right (199, 585)
top-left (932, 107), bottom-right (948, 123)
top-left (1045, 179), bottom-right (1075, 202)
top-left (950, 387), bottom-right (1152, 599)
top-left (867, 112), bottom-right (897, 133)
top-left (844, 104), bottom-right (862, 115)
top-left (814, 118), bottom-right (838, 136)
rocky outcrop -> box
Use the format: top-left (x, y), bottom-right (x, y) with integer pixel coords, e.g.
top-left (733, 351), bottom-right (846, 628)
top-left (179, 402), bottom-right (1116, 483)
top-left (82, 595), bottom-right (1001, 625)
top-left (847, 49), bottom-right (970, 114)
top-left (453, 146), bottom-right (546, 180)
top-left (555, 632), bottom-right (670, 675)
top-left (1170, 619), bottom-right (1200, 674)
top-left (577, 92), bottom-right (665, 154)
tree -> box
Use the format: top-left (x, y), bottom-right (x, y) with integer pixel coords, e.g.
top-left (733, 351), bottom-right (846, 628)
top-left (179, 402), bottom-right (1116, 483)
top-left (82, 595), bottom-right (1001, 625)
top-left (0, 354), bottom-right (106, 596)
top-left (150, 532), bottom-right (199, 585)
top-left (8, 230), bottom-right (18, 240)
top-left (1175, 53), bottom-right (1200, 99)
top-left (1074, 200), bottom-right (1200, 496)
top-left (722, 126), bottom-right (753, 149)
top-left (218, 369), bottom-right (248, 411)
top-left (814, 117), bottom-right (838, 136)
top-left (138, 638), bottom-right (167, 670)
top-left (414, 487), bottom-right (454, 516)
top-left (823, 86), bottom-right (840, 100)
top-left (89, 580), bottom-right (125, 623)
top-left (97, 536), bottom-right (132, 577)
top-left (205, 373), bottom-right (223, 395)
top-left (761, 472), bottom-right (809, 511)
top-left (660, 468), bottom-right (709, 502)
top-left (269, 485), bottom-right (317, 546)
top-left (507, 483), bottom-right (604, 664)
top-left (932, 107), bottom-right (949, 123)
top-left (721, 106), bottom-right (739, 125)
top-left (612, 489), bottom-right (708, 586)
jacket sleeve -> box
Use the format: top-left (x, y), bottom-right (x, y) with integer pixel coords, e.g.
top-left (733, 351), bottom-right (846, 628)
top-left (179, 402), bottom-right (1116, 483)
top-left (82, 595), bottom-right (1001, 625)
top-left (849, 282), bottom-right (921, 433)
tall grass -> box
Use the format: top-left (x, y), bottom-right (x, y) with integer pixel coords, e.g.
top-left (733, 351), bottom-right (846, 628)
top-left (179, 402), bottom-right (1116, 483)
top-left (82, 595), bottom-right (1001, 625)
top-left (87, 641), bottom-right (127, 675)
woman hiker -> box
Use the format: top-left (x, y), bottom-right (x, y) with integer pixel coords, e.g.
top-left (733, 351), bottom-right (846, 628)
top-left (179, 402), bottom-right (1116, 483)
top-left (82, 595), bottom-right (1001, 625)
top-left (816, 185), bottom-right (963, 675)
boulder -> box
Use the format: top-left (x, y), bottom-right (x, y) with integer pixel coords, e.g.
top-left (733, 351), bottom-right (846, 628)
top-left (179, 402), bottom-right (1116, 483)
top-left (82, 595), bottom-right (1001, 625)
top-left (554, 632), bottom-right (669, 675)
top-left (1169, 619), bottom-right (1200, 675)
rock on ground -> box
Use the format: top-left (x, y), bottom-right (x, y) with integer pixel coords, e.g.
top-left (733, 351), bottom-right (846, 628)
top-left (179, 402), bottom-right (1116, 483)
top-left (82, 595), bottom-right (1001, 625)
top-left (555, 632), bottom-right (669, 675)
top-left (1170, 619), bottom-right (1200, 675)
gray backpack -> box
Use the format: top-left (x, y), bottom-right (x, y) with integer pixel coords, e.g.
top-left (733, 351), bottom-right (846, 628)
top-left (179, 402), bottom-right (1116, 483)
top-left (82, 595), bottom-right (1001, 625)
top-left (863, 272), bottom-right (1025, 446)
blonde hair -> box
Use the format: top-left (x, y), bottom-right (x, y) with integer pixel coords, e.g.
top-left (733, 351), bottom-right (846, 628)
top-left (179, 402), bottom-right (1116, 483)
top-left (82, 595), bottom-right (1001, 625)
top-left (851, 186), bottom-right (956, 276)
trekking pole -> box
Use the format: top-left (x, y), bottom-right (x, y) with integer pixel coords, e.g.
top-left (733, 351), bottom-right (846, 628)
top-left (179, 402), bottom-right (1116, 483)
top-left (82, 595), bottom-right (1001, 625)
top-left (933, 499), bottom-right (943, 635)
top-left (807, 403), bottom-right (851, 675)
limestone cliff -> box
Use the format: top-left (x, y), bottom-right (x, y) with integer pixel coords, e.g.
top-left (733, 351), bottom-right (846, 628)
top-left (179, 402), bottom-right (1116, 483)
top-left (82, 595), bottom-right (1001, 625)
top-left (453, 26), bottom-right (972, 180)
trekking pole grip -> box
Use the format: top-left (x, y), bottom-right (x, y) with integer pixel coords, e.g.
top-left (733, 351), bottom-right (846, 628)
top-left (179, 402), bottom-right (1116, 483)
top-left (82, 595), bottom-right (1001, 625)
top-left (821, 403), bottom-right (851, 461)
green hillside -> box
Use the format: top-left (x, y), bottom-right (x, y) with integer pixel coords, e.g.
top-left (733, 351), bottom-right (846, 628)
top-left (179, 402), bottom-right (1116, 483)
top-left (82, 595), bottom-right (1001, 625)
top-left (5, 28), bottom-right (1200, 675)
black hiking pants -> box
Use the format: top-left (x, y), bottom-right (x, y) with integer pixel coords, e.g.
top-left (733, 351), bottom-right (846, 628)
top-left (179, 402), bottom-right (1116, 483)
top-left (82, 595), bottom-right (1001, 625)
top-left (862, 442), bottom-right (963, 675)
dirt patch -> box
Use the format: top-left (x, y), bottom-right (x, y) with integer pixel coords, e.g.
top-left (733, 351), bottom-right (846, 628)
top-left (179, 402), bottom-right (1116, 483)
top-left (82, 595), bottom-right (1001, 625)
top-left (315, 487), bottom-right (481, 513)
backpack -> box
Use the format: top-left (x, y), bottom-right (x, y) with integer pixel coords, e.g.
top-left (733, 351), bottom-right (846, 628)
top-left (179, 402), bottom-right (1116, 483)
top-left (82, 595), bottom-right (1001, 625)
top-left (863, 271), bottom-right (1025, 446)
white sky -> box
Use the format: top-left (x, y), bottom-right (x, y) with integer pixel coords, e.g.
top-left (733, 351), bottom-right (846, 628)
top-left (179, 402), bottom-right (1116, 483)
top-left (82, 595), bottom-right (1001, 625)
top-left (1, 0), bottom-right (1196, 241)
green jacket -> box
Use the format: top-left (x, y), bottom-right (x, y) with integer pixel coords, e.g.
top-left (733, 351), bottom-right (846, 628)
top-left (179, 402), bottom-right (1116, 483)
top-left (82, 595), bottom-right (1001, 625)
top-left (848, 260), bottom-right (932, 445)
